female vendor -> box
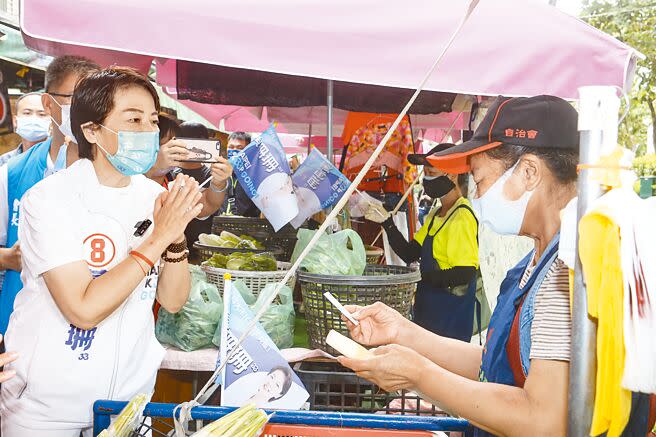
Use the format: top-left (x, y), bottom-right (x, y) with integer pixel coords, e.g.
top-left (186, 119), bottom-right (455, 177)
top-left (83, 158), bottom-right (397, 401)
top-left (366, 146), bottom-right (479, 341)
top-left (340, 96), bottom-right (581, 436)
top-left (0, 67), bottom-right (224, 436)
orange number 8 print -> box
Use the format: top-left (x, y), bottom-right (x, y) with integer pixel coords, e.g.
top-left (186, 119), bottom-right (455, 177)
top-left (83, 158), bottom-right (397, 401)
top-left (83, 233), bottom-right (116, 269)
top-left (90, 238), bottom-right (106, 263)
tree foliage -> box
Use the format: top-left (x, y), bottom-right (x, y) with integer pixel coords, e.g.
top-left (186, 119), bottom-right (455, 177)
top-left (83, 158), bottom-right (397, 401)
top-left (582, 0), bottom-right (656, 153)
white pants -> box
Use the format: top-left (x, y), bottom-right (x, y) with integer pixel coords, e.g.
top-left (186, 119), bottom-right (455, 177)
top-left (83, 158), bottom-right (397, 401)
top-left (1, 417), bottom-right (92, 437)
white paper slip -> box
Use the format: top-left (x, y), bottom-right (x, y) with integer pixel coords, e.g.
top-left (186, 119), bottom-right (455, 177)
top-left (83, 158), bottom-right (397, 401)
top-left (325, 330), bottom-right (372, 359)
top-left (324, 292), bottom-right (359, 326)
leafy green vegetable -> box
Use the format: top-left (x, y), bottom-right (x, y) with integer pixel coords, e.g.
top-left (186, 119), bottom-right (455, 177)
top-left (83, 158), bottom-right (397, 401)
top-left (203, 252), bottom-right (278, 272)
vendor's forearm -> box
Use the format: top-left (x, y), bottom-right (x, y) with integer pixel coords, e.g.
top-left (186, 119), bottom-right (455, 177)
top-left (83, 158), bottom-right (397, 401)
top-left (199, 186), bottom-right (227, 218)
top-left (415, 363), bottom-right (567, 437)
top-left (398, 322), bottom-right (482, 380)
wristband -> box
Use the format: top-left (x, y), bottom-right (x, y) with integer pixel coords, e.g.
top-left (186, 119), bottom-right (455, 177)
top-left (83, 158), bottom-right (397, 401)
top-left (129, 250), bottom-right (154, 269)
top-left (209, 179), bottom-right (229, 193)
top-left (128, 254), bottom-right (148, 276)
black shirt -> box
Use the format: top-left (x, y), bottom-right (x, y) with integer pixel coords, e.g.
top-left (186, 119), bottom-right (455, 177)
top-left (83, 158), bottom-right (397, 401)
top-left (220, 175), bottom-right (260, 218)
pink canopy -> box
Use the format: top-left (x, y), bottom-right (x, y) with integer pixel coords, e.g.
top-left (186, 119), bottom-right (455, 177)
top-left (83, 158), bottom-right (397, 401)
top-left (21, 0), bottom-right (638, 100)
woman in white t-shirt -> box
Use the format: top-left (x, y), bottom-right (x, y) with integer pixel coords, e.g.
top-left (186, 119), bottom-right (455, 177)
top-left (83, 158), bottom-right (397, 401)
top-left (0, 67), bottom-right (224, 436)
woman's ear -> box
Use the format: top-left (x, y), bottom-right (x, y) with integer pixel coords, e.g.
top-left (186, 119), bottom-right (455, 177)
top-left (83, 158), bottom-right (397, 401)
top-left (81, 122), bottom-right (99, 145)
top-left (521, 154), bottom-right (542, 191)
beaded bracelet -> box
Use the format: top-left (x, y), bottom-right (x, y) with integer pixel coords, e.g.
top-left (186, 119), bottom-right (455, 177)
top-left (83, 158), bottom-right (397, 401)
top-left (162, 250), bottom-right (189, 263)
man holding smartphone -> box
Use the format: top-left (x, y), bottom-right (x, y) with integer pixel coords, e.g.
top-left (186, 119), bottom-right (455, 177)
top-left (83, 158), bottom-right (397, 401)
top-left (221, 131), bottom-right (261, 217)
top-left (151, 121), bottom-right (232, 260)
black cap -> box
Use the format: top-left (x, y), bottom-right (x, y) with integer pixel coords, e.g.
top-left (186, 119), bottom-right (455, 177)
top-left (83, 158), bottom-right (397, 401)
top-left (427, 95), bottom-right (579, 173)
top-left (407, 143), bottom-right (456, 166)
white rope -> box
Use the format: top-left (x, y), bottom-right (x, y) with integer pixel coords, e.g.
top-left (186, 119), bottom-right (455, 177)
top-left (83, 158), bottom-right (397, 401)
top-left (174, 1), bottom-right (480, 433)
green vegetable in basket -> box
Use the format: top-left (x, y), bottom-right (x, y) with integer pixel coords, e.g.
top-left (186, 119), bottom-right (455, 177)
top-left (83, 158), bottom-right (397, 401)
top-left (220, 231), bottom-right (242, 245)
top-left (240, 234), bottom-right (265, 249)
top-left (205, 253), bottom-right (228, 269)
top-left (98, 393), bottom-right (151, 437)
top-left (251, 253), bottom-right (277, 271)
top-left (198, 233), bottom-right (224, 247)
top-left (205, 252), bottom-right (278, 272)
top-left (191, 403), bottom-right (269, 437)
top-left (226, 257), bottom-right (248, 270)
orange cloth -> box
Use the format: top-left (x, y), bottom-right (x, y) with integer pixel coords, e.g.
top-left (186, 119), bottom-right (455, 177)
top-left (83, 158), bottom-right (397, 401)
top-left (341, 112), bottom-right (416, 192)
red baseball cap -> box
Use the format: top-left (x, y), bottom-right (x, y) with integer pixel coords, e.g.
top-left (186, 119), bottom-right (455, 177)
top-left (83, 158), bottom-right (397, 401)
top-left (427, 95), bottom-right (579, 173)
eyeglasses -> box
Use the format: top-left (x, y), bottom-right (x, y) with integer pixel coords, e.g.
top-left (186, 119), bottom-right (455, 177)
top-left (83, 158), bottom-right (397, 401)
top-left (48, 92), bottom-right (74, 98)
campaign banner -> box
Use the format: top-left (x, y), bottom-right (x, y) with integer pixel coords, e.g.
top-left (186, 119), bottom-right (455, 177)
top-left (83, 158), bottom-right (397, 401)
top-left (229, 126), bottom-right (298, 231)
top-left (218, 279), bottom-right (309, 410)
top-left (290, 149), bottom-right (351, 228)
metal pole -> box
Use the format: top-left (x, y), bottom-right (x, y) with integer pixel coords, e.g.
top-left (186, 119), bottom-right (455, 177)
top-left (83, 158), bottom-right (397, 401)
top-left (568, 129), bottom-right (601, 436)
top-left (327, 80), bottom-right (334, 163)
top-left (568, 86), bottom-right (619, 436)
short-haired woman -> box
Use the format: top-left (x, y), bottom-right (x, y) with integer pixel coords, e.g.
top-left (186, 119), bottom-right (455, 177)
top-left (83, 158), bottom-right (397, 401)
top-left (1, 67), bottom-right (202, 436)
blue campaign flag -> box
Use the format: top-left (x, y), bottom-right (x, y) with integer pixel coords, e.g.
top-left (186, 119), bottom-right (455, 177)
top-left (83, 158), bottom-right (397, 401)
top-left (229, 126), bottom-right (298, 230)
top-left (290, 148), bottom-right (351, 228)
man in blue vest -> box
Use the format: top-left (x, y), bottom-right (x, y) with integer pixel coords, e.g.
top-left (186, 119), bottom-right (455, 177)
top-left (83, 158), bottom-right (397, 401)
top-left (0, 55), bottom-right (100, 334)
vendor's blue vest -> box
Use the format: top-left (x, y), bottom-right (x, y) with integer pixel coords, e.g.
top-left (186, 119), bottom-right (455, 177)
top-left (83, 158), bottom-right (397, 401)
top-left (474, 235), bottom-right (560, 437)
top-left (0, 138), bottom-right (53, 334)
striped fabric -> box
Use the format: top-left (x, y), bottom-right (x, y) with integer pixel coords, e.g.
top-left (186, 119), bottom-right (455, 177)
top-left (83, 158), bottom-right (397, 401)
top-left (520, 258), bottom-right (572, 362)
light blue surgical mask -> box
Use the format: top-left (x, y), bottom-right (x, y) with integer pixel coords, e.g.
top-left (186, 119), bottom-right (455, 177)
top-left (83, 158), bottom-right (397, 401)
top-left (96, 125), bottom-right (160, 176)
top-left (15, 116), bottom-right (50, 142)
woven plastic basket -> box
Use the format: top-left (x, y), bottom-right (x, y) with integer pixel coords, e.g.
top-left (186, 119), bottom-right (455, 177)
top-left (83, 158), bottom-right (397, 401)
top-left (202, 262), bottom-right (295, 298)
top-left (212, 216), bottom-right (300, 261)
top-left (298, 265), bottom-right (421, 354)
top-left (193, 242), bottom-right (283, 263)
top-left (365, 245), bottom-right (384, 264)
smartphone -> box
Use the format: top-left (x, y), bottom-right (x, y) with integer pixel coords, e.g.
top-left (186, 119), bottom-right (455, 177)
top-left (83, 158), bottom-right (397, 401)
top-left (177, 138), bottom-right (226, 163)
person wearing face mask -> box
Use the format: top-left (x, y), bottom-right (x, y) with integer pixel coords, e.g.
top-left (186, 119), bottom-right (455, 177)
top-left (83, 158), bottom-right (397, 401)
top-left (0, 67), bottom-right (200, 436)
top-left (0, 92), bottom-right (50, 166)
top-left (0, 56), bottom-right (100, 336)
top-left (220, 131), bottom-right (260, 217)
top-left (0, 93), bottom-right (49, 296)
top-left (365, 143), bottom-right (479, 341)
top-left (334, 96), bottom-right (629, 437)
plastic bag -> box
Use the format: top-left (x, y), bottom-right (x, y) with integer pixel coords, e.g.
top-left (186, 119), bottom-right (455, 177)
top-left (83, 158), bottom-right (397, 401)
top-left (155, 266), bottom-right (223, 352)
top-left (253, 283), bottom-right (295, 349)
top-left (291, 229), bottom-right (366, 275)
top-left (212, 280), bottom-right (295, 349)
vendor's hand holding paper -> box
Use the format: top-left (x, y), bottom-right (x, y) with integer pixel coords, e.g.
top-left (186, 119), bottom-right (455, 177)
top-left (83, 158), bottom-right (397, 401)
top-left (338, 344), bottom-right (429, 392)
top-left (341, 302), bottom-right (407, 347)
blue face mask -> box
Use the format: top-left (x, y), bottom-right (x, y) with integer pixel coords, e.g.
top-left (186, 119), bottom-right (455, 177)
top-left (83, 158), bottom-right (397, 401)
top-left (96, 125), bottom-right (160, 176)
